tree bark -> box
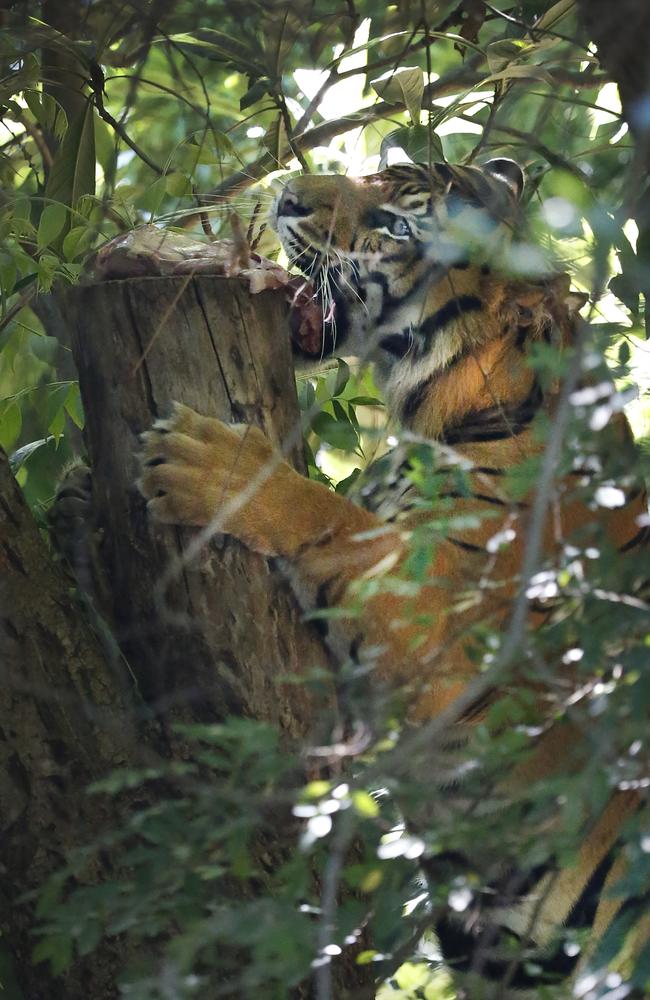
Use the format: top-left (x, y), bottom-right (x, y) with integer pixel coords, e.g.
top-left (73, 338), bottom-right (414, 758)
top-left (0, 276), bottom-right (373, 997)
top-left (57, 275), bottom-right (333, 742)
top-left (0, 446), bottom-right (145, 999)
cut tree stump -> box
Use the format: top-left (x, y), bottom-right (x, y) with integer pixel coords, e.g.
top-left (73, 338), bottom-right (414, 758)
top-left (57, 274), bottom-right (333, 742)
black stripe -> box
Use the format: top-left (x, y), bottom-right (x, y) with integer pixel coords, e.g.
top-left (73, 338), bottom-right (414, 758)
top-left (447, 536), bottom-right (483, 553)
top-left (312, 579), bottom-right (339, 638)
top-left (529, 599), bottom-right (558, 615)
top-left (435, 918), bottom-right (579, 989)
top-left (434, 162), bottom-right (453, 185)
top-left (487, 861), bottom-right (555, 903)
top-left (379, 329), bottom-right (414, 358)
top-left (401, 376), bottom-right (431, 421)
top-left (300, 221), bottom-right (326, 242)
top-left (619, 526), bottom-right (650, 553)
top-left (458, 689), bottom-right (497, 721)
top-left (368, 263), bottom-right (445, 327)
top-left (442, 382), bottom-right (543, 444)
top-left (401, 349), bottom-right (464, 424)
top-left (420, 295), bottom-right (483, 348)
top-left (363, 208), bottom-right (400, 230)
top-left (439, 490), bottom-right (513, 507)
top-left (565, 850), bottom-right (617, 929)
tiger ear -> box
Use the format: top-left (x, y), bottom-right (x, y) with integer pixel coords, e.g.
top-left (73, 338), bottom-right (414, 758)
top-left (565, 291), bottom-right (588, 315)
top-left (483, 158), bottom-right (525, 201)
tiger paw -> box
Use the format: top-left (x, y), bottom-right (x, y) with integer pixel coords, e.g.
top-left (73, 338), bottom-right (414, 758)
top-left (138, 403), bottom-right (299, 556)
top-left (49, 463), bottom-right (94, 571)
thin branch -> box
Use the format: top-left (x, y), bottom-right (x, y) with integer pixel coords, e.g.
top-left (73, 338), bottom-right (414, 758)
top-left (90, 65), bottom-right (164, 176)
top-left (314, 810), bottom-right (357, 1000)
top-left (0, 286), bottom-right (37, 337)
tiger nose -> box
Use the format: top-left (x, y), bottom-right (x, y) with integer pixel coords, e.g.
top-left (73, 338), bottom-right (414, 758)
top-left (276, 189), bottom-right (311, 217)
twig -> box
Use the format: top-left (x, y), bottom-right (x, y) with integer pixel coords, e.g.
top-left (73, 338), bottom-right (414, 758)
top-left (314, 809), bottom-right (357, 1000)
top-left (0, 286), bottom-right (37, 337)
top-left (90, 64), bottom-right (164, 176)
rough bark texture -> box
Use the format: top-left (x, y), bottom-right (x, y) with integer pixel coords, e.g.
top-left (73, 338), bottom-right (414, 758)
top-left (58, 275), bottom-right (332, 744)
top-left (0, 277), bottom-right (372, 997)
top-left (0, 447), bottom-right (145, 998)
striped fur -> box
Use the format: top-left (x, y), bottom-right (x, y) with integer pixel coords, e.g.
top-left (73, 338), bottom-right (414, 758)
top-left (140, 160), bottom-right (648, 997)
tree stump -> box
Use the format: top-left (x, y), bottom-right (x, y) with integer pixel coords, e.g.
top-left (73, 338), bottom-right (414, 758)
top-left (57, 275), bottom-right (332, 742)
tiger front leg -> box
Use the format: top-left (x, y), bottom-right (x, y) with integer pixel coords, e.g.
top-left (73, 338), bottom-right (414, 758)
top-left (139, 403), bottom-right (308, 557)
top-left (138, 403), bottom-right (414, 679)
top-left (139, 403), bottom-right (385, 561)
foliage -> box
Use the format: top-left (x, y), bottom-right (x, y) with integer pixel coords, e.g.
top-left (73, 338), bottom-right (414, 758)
top-left (1, 1), bottom-right (649, 998)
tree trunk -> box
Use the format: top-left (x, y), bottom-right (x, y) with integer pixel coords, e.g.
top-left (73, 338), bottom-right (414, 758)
top-left (0, 446), bottom-right (146, 999)
top-left (0, 275), bottom-right (372, 997)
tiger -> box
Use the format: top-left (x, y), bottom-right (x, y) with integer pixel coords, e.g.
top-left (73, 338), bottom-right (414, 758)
top-left (138, 159), bottom-right (649, 998)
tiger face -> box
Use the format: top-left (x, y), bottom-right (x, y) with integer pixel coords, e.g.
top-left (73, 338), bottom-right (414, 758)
top-left (272, 159), bottom-right (566, 436)
top-left (272, 160), bottom-right (524, 361)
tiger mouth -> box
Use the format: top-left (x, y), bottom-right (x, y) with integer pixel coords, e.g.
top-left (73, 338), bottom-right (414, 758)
top-left (276, 224), bottom-right (324, 276)
top-left (284, 241), bottom-right (322, 276)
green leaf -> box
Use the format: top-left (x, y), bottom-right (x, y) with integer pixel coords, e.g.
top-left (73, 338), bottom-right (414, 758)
top-left (25, 17), bottom-right (91, 63)
top-left (327, 359), bottom-right (350, 397)
top-left (335, 468), bottom-right (361, 495)
top-left (240, 78), bottom-right (272, 110)
top-left (94, 114), bottom-right (115, 173)
top-left (632, 938), bottom-right (650, 988)
top-left (485, 65), bottom-right (556, 86)
top-left (37, 203), bottom-right (68, 251)
top-left (162, 29), bottom-right (265, 76)
top-left (0, 403), bottom-right (22, 450)
top-left (139, 176), bottom-right (167, 216)
top-left (44, 99), bottom-right (96, 212)
top-left (535, 0), bottom-right (575, 31)
top-left (23, 89), bottom-right (67, 139)
top-left (486, 39), bottom-right (528, 74)
top-left (32, 934), bottom-right (73, 975)
top-left (62, 225), bottom-right (94, 261)
top-left (372, 67), bottom-right (424, 125)
top-left (347, 396), bottom-right (384, 406)
top-left (352, 790), bottom-right (379, 818)
top-left (298, 380), bottom-right (316, 411)
top-left (77, 918), bottom-right (102, 957)
top-left (380, 125), bottom-right (444, 167)
top-left (165, 173), bottom-right (192, 198)
top-left (0, 249), bottom-right (17, 295)
top-left (64, 383), bottom-right (84, 429)
top-left (48, 405), bottom-right (66, 443)
top-left (311, 411), bottom-right (358, 452)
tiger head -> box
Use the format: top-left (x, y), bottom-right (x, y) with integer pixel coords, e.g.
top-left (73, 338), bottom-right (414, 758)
top-left (273, 160), bottom-right (585, 441)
